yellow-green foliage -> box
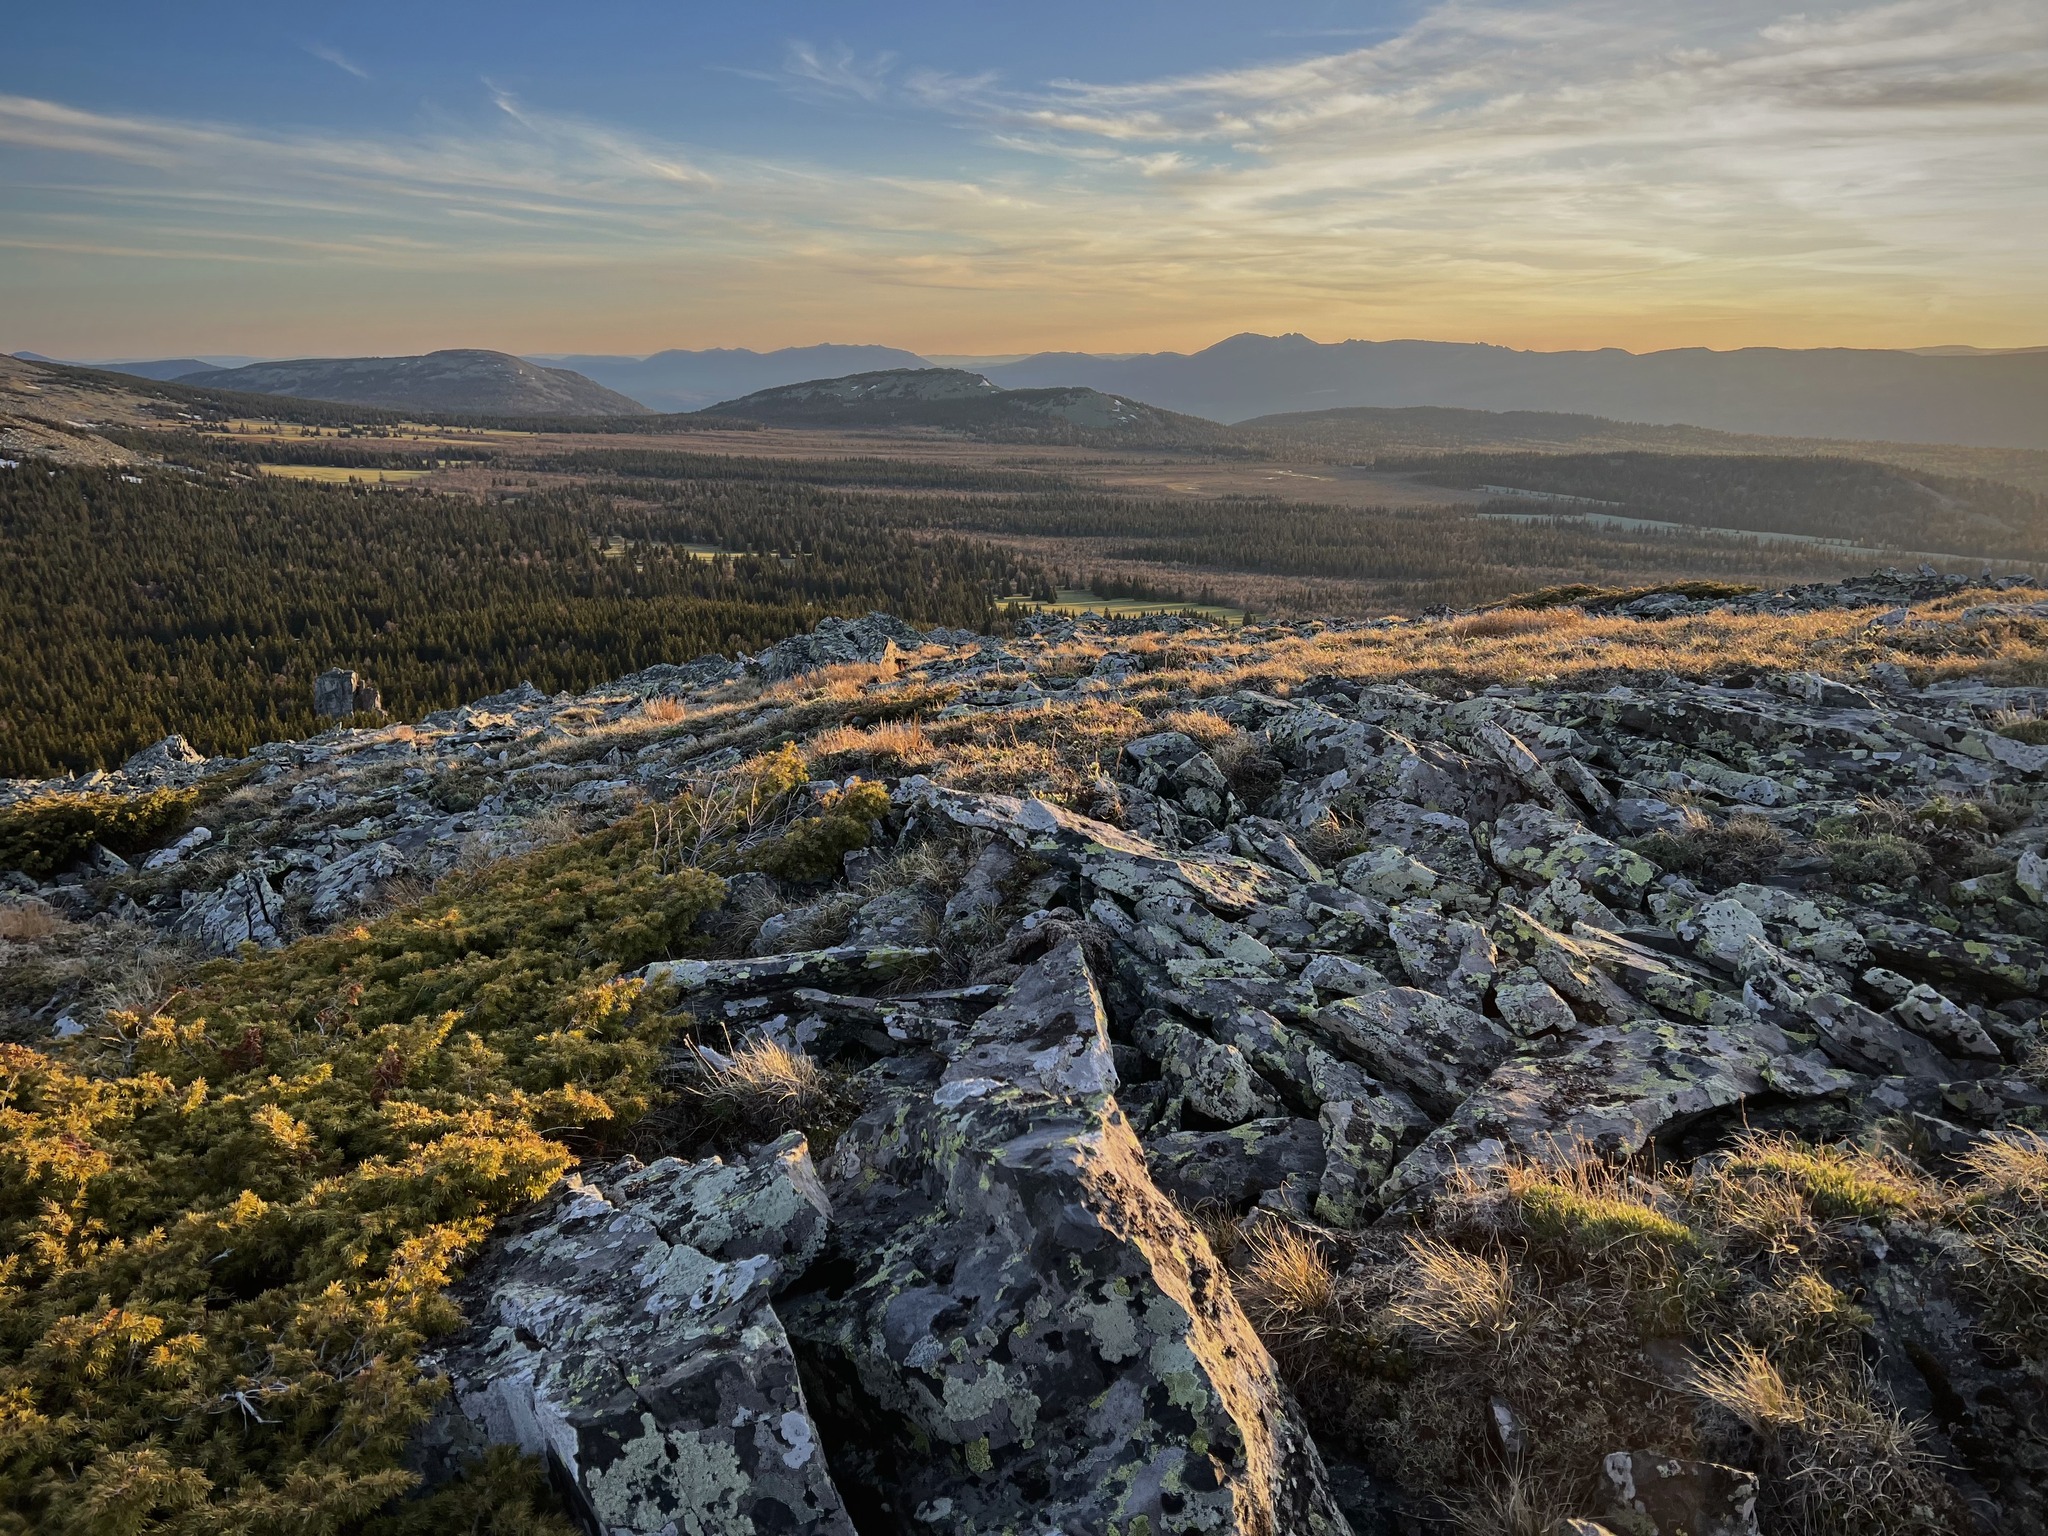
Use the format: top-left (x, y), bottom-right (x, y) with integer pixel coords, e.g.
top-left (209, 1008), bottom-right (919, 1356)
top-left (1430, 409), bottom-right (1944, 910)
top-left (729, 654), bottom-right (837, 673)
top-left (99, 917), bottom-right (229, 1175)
top-left (0, 810), bottom-right (722, 1535)
top-left (0, 787), bottom-right (199, 878)
top-left (750, 781), bottom-right (891, 882)
top-left (1514, 1177), bottom-right (1695, 1256)
top-left (1719, 1135), bottom-right (1933, 1222)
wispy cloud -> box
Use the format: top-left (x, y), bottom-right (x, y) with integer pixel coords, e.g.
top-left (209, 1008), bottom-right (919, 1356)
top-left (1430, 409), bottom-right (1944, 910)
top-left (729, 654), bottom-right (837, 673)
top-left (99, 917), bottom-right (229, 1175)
top-left (782, 42), bottom-right (897, 102)
top-left (306, 44), bottom-right (368, 81)
top-left (2, 0), bottom-right (2043, 352)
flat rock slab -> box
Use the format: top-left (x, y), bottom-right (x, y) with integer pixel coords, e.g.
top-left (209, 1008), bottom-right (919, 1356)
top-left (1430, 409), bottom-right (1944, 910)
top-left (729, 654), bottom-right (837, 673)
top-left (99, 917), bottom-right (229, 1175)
top-left (643, 945), bottom-right (937, 997)
top-left (1377, 1021), bottom-right (1854, 1211)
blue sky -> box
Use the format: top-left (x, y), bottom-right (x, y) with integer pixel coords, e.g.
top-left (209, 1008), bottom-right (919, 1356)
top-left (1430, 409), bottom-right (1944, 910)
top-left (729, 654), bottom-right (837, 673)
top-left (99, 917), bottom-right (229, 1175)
top-left (4, 1), bottom-right (2043, 359)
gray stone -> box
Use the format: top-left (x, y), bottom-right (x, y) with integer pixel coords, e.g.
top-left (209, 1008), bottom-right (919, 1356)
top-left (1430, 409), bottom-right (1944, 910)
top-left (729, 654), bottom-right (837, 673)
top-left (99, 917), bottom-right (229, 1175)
top-left (785, 937), bottom-right (1349, 1535)
top-left (1312, 987), bottom-right (1516, 1116)
top-left (314, 668), bottom-right (362, 719)
top-left (1379, 1019), bottom-right (1837, 1210)
top-left (644, 945), bottom-right (939, 998)
top-left (177, 870), bottom-right (284, 953)
top-left (120, 734), bottom-right (208, 782)
top-left (413, 1137), bottom-right (852, 1536)
top-left (1601, 1452), bottom-right (1758, 1536)
top-left (1491, 803), bottom-right (1660, 907)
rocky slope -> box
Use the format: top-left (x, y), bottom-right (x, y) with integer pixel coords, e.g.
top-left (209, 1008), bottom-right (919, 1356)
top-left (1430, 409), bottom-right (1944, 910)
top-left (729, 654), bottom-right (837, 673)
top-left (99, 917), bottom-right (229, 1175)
top-left (171, 349), bottom-right (650, 416)
top-left (6, 573), bottom-right (2048, 1533)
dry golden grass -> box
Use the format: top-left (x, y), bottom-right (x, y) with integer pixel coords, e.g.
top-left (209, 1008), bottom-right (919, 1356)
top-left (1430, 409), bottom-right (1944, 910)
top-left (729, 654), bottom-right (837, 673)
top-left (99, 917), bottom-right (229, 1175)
top-left (922, 697), bottom-right (1148, 802)
top-left (1690, 1341), bottom-right (1808, 1434)
top-left (808, 717), bottom-right (941, 776)
top-left (1237, 1223), bottom-right (1340, 1343)
top-left (1391, 1235), bottom-right (1519, 1346)
top-left (756, 657), bottom-right (901, 708)
top-left (1156, 707), bottom-right (1236, 746)
top-left (639, 696), bottom-right (690, 725)
top-left (1961, 1127), bottom-right (2048, 1207)
top-left (1108, 587), bottom-right (2048, 698)
top-left (687, 1037), bottom-right (843, 1138)
top-left (0, 900), bottom-right (66, 942)
top-left (1448, 608), bottom-right (1589, 642)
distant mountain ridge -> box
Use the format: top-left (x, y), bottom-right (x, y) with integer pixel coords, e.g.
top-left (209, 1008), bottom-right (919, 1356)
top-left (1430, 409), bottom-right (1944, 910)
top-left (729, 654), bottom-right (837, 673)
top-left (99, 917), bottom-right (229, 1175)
top-left (528, 345), bottom-right (932, 413)
top-left (174, 350), bottom-right (647, 417)
top-left (698, 367), bottom-right (1229, 444)
top-left (979, 334), bottom-right (2048, 449)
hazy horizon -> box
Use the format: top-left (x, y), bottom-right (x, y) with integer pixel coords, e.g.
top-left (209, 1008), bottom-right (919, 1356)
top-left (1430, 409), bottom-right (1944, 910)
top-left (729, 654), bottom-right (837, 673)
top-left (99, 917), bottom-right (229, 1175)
top-left (26, 334), bottom-right (2048, 373)
top-left (7, 0), bottom-right (2044, 361)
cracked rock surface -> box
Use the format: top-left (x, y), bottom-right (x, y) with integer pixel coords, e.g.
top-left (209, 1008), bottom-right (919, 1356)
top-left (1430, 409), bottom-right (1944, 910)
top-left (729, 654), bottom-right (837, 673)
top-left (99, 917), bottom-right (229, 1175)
top-left (10, 571), bottom-right (2048, 1532)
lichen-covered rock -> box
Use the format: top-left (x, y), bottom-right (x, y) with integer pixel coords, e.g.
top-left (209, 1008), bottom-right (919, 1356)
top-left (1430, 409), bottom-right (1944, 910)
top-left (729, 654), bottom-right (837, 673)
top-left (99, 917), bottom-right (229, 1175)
top-left (1316, 1093), bottom-right (1427, 1227)
top-left (1493, 965), bottom-right (1580, 1037)
top-left (1803, 991), bottom-right (1958, 1080)
top-left (1148, 1116), bottom-right (1326, 1214)
top-left (1377, 1020), bottom-right (1846, 1209)
top-left (1601, 1452), bottom-right (1758, 1536)
top-left (177, 869), bottom-right (283, 953)
top-left (413, 1137), bottom-right (852, 1536)
top-left (643, 944), bottom-right (939, 998)
top-left (1490, 803), bottom-right (1660, 907)
top-left (1135, 1008), bottom-right (1288, 1124)
top-left (783, 937), bottom-right (1349, 1535)
top-left (750, 612), bottom-right (925, 681)
top-left (1861, 911), bottom-right (2048, 999)
top-left (1123, 730), bottom-right (1241, 826)
top-left (1892, 982), bottom-right (2002, 1060)
top-left (1389, 901), bottom-right (1498, 1008)
top-left (1311, 986), bottom-right (1516, 1117)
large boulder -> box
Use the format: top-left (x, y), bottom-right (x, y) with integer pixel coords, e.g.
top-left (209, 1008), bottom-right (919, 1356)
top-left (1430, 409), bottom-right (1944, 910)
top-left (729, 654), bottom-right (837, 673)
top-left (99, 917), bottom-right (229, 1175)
top-left (750, 613), bottom-right (926, 682)
top-left (781, 936), bottom-right (1350, 1535)
top-left (412, 1136), bottom-right (853, 1536)
top-left (177, 869), bottom-right (284, 953)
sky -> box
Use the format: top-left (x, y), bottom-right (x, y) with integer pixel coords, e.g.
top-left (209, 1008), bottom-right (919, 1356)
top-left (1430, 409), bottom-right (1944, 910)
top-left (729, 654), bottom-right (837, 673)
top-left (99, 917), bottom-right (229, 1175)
top-left (3, 0), bottom-right (2044, 360)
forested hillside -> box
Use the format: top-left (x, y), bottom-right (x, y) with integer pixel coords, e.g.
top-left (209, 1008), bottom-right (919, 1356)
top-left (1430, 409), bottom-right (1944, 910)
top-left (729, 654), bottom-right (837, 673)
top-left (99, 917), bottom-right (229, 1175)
top-left (1389, 451), bottom-right (2048, 557)
top-left (0, 466), bottom-right (1036, 777)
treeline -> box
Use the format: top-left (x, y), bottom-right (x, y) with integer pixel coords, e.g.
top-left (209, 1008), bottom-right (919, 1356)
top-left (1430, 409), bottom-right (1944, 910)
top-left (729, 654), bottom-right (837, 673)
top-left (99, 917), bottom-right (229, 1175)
top-left (1381, 451), bottom-right (2048, 558)
top-left (0, 467), bottom-right (1037, 777)
top-left (98, 428), bottom-right (496, 471)
top-left (877, 489), bottom-right (1819, 584)
top-left (536, 449), bottom-right (1071, 492)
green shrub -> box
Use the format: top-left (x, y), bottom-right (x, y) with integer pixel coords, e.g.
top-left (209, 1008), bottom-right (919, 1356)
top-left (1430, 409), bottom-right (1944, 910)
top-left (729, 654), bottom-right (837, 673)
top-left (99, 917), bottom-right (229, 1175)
top-left (1824, 833), bottom-right (1926, 886)
top-left (1630, 813), bottom-right (1787, 886)
top-left (0, 787), bottom-right (198, 877)
top-left (422, 770), bottom-right (490, 813)
top-left (750, 780), bottom-right (891, 882)
top-left (0, 807), bottom-right (723, 1533)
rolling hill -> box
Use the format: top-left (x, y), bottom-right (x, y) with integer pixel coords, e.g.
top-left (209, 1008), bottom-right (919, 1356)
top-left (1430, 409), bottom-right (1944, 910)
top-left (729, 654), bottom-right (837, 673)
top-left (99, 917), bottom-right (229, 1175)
top-left (173, 349), bottom-right (649, 417)
top-left (1240, 404), bottom-right (2048, 492)
top-left (696, 367), bottom-right (1233, 445)
top-left (530, 344), bottom-right (934, 412)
